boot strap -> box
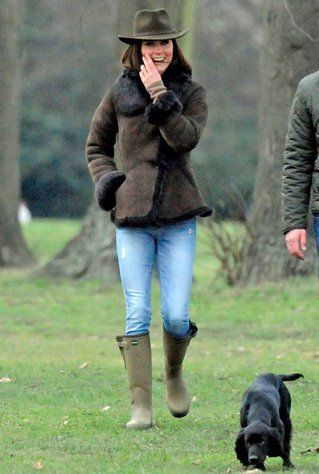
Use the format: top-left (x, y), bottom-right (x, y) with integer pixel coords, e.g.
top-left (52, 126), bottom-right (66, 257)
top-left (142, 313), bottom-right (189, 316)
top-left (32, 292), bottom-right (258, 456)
top-left (116, 336), bottom-right (127, 368)
top-left (116, 338), bottom-right (140, 349)
top-left (116, 336), bottom-right (143, 369)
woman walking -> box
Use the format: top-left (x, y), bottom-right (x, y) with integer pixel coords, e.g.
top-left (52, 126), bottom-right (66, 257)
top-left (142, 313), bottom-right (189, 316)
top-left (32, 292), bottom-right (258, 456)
top-left (86, 8), bottom-right (212, 429)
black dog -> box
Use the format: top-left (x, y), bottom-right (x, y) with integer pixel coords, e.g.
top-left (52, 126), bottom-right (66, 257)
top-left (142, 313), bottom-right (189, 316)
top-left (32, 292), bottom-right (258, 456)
top-left (235, 373), bottom-right (303, 470)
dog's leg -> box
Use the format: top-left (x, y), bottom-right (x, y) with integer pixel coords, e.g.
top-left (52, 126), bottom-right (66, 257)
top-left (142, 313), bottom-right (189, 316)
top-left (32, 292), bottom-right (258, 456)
top-left (281, 420), bottom-right (294, 470)
top-left (279, 384), bottom-right (294, 469)
top-left (282, 457), bottom-right (294, 470)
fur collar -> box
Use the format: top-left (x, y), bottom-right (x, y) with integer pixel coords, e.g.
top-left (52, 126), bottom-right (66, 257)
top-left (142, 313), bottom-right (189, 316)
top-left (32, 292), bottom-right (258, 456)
top-left (112, 66), bottom-right (193, 117)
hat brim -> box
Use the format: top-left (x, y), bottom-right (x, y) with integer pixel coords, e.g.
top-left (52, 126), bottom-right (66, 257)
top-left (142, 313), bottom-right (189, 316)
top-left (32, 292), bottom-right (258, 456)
top-left (118, 29), bottom-right (188, 45)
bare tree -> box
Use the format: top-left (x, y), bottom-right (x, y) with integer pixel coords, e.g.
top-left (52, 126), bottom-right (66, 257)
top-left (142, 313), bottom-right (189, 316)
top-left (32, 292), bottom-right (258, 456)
top-left (39, 203), bottom-right (119, 281)
top-left (0, 0), bottom-right (35, 266)
top-left (42, 0), bottom-right (119, 280)
top-left (240, 0), bottom-right (319, 284)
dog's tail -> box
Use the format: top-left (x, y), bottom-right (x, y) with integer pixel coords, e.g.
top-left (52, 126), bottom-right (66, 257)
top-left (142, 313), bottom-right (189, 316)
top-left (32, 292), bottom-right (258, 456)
top-left (279, 373), bottom-right (304, 382)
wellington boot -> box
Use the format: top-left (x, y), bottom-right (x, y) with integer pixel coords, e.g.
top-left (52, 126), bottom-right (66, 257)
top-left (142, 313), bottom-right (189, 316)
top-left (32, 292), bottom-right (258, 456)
top-left (116, 333), bottom-right (152, 429)
top-left (163, 322), bottom-right (198, 418)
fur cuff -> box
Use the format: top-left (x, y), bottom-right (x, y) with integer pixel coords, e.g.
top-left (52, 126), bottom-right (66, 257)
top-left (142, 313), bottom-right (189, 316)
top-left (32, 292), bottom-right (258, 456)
top-left (95, 171), bottom-right (126, 212)
top-left (145, 91), bottom-right (183, 125)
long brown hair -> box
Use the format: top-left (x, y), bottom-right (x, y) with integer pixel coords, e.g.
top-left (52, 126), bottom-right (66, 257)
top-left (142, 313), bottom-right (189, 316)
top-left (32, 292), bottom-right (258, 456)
top-left (121, 39), bottom-right (192, 75)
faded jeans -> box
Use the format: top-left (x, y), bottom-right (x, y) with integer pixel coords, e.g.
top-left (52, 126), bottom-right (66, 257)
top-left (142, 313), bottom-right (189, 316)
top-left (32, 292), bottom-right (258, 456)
top-left (115, 217), bottom-right (197, 338)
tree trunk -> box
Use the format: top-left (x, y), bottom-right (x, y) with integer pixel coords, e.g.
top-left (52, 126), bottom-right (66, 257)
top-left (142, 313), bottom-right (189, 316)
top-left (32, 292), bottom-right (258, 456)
top-left (240, 0), bottom-right (319, 284)
top-left (178, 0), bottom-right (196, 61)
top-left (0, 0), bottom-right (35, 266)
top-left (40, 204), bottom-right (119, 281)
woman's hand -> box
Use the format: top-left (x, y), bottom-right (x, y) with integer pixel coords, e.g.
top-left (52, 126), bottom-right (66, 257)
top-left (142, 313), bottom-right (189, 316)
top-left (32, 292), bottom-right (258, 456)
top-left (285, 228), bottom-right (307, 259)
top-left (139, 53), bottom-right (162, 89)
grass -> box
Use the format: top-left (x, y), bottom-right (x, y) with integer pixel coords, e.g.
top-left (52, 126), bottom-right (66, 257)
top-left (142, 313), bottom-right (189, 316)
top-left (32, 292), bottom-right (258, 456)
top-left (0, 219), bottom-right (318, 473)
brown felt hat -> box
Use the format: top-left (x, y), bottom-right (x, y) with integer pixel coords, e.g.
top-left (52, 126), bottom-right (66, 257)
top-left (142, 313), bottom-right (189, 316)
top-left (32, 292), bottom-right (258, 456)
top-left (118, 8), bottom-right (188, 44)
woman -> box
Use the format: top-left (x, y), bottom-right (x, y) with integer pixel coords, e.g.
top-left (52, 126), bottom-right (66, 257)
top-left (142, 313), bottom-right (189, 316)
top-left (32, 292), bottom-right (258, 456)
top-left (86, 8), bottom-right (212, 429)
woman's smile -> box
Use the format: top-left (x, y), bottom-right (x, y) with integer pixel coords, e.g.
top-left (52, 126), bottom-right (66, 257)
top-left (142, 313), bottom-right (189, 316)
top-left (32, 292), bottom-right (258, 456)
top-left (141, 39), bottom-right (173, 74)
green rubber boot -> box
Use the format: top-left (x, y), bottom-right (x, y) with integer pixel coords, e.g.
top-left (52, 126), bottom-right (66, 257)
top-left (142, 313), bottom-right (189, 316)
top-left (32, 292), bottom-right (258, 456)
top-left (116, 333), bottom-right (152, 429)
top-left (163, 322), bottom-right (198, 418)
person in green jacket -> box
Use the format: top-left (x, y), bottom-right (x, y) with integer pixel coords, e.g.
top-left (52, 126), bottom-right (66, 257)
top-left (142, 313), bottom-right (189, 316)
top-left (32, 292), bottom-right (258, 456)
top-left (282, 72), bottom-right (319, 260)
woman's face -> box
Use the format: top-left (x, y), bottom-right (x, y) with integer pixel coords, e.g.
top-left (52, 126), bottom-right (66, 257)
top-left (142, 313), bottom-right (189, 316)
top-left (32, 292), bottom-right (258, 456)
top-left (141, 40), bottom-right (174, 75)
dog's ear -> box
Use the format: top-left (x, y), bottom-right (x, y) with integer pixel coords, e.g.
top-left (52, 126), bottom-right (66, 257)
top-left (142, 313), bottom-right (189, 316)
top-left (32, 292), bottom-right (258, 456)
top-left (235, 429), bottom-right (248, 466)
top-left (268, 427), bottom-right (283, 456)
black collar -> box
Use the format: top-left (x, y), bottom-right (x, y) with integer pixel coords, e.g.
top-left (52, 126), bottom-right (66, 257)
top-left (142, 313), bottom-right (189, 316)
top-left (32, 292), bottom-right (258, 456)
top-left (113, 65), bottom-right (192, 117)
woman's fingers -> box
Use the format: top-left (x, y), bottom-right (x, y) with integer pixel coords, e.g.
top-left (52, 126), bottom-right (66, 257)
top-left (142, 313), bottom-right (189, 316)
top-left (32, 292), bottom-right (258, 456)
top-left (141, 56), bottom-right (151, 75)
top-left (140, 53), bottom-right (162, 89)
top-left (142, 54), bottom-right (161, 77)
top-left (143, 53), bottom-right (156, 71)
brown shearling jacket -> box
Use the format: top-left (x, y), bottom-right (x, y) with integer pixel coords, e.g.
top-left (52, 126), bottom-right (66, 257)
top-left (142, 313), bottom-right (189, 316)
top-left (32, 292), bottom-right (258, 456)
top-left (86, 66), bottom-right (212, 227)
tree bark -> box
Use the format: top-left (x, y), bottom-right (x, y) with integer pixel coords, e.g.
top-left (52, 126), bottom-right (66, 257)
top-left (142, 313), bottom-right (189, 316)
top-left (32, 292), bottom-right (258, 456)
top-left (0, 0), bottom-right (35, 266)
top-left (240, 0), bottom-right (319, 284)
top-left (178, 0), bottom-right (196, 61)
top-left (40, 204), bottom-right (119, 281)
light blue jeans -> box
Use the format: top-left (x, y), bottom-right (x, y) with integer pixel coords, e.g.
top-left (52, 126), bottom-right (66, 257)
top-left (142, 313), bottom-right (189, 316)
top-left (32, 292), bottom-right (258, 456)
top-left (115, 217), bottom-right (197, 338)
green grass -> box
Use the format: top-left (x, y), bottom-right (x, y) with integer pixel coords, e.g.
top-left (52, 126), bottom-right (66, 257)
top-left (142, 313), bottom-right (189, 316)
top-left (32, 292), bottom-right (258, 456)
top-left (0, 219), bottom-right (318, 473)
top-left (22, 218), bottom-right (82, 264)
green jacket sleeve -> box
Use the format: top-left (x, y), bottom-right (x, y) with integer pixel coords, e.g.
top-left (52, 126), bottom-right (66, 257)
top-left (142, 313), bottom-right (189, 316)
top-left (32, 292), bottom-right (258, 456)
top-left (282, 80), bottom-right (317, 234)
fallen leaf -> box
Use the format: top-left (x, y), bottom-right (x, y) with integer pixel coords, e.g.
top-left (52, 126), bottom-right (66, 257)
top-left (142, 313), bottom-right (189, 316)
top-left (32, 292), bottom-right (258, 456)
top-left (34, 461), bottom-right (44, 470)
top-left (301, 446), bottom-right (319, 455)
top-left (101, 405), bottom-right (110, 412)
top-left (301, 448), bottom-right (312, 454)
top-left (79, 361), bottom-right (90, 369)
top-left (192, 396), bottom-right (198, 402)
top-left (61, 416), bottom-right (68, 426)
top-left (0, 377), bottom-right (12, 383)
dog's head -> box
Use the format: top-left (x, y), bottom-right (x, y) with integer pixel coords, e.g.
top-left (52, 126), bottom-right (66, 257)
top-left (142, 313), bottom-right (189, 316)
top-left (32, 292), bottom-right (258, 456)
top-left (235, 422), bottom-right (283, 469)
